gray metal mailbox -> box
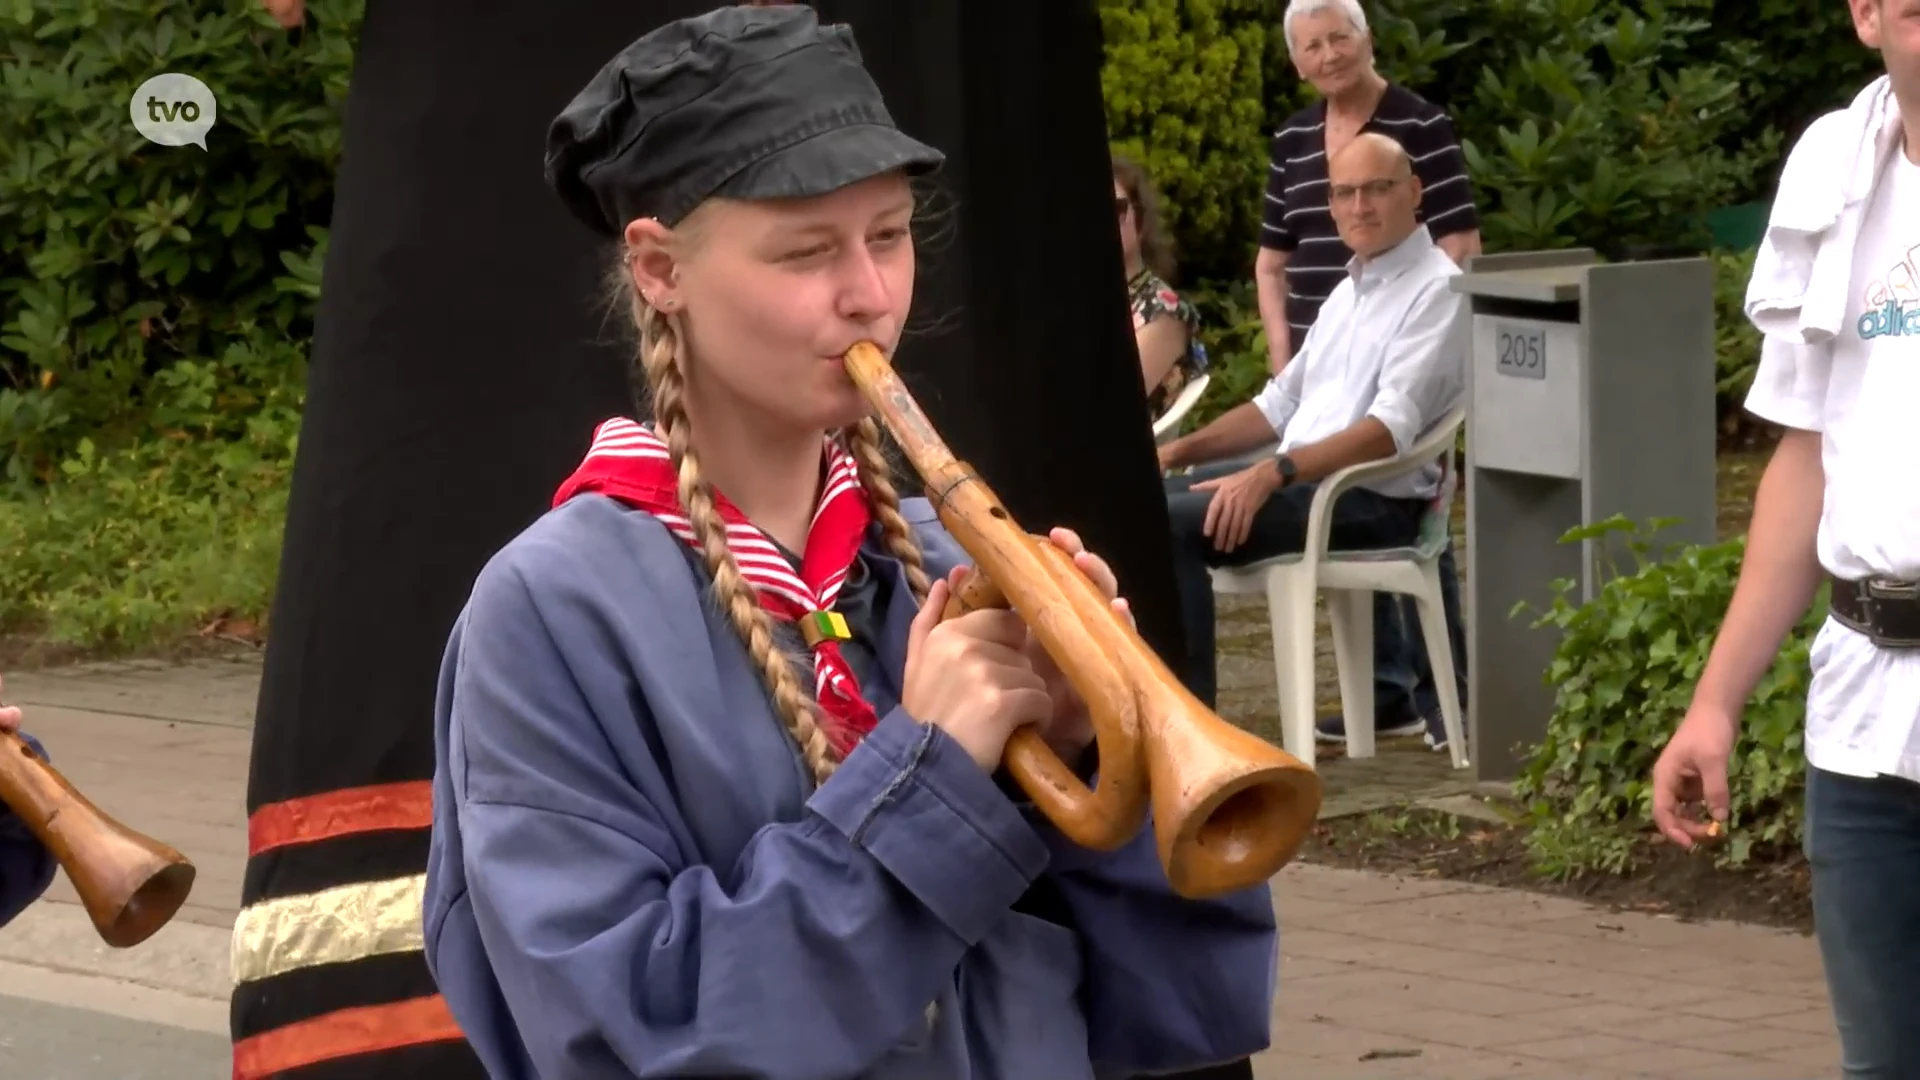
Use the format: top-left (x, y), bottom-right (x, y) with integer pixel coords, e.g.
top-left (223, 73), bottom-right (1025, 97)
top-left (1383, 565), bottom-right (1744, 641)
top-left (1449, 249), bottom-right (1718, 781)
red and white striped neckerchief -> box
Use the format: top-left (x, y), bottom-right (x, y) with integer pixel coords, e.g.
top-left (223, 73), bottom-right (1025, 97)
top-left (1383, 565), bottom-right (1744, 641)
top-left (552, 418), bottom-right (880, 753)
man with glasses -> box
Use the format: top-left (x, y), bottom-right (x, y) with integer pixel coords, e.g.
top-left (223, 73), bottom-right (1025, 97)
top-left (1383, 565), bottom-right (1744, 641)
top-left (1248, 0), bottom-right (1480, 754)
top-left (1157, 133), bottom-right (1469, 720)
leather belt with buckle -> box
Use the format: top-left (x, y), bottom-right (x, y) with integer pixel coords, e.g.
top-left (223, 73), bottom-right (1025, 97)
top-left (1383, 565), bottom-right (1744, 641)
top-left (1828, 573), bottom-right (1920, 649)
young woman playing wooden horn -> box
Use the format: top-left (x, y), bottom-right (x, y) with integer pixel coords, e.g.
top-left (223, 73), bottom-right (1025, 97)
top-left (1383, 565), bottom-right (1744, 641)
top-left (420, 6), bottom-right (1277, 1079)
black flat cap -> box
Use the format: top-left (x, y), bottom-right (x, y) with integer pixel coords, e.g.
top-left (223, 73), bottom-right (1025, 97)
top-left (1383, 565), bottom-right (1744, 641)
top-left (546, 4), bottom-right (945, 237)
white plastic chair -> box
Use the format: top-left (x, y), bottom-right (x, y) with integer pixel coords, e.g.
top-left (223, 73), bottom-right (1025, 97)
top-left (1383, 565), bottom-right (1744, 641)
top-left (1208, 407), bottom-right (1468, 770)
top-left (1152, 372), bottom-right (1211, 444)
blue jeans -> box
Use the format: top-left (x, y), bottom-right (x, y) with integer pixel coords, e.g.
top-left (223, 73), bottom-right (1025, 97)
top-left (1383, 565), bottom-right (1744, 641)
top-left (1805, 765), bottom-right (1920, 1077)
top-left (1162, 463), bottom-right (1467, 720)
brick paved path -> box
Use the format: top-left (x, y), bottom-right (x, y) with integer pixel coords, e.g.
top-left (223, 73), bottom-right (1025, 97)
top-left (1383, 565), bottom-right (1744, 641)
top-left (1260, 866), bottom-right (1836, 1078)
top-left (4, 659), bottom-right (1841, 1078)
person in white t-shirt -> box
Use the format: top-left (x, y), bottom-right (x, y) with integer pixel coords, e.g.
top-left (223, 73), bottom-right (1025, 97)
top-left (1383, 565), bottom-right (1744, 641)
top-left (1651, 6), bottom-right (1920, 1074)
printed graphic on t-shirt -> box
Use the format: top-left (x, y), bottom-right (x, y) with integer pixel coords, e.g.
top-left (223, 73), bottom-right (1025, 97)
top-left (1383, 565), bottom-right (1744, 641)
top-left (1857, 240), bottom-right (1920, 339)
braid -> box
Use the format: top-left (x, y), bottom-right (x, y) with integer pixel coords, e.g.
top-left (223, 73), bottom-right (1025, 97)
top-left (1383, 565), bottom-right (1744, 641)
top-left (631, 294), bottom-right (842, 787)
top-left (844, 418), bottom-right (931, 603)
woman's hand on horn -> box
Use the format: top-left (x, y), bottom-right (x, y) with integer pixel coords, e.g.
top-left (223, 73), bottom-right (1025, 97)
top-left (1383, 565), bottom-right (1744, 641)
top-left (1024, 527), bottom-right (1130, 762)
top-left (902, 578), bottom-right (1055, 772)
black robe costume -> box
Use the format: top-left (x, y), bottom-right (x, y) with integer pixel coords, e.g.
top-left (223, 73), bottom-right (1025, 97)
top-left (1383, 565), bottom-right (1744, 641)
top-left (229, 3), bottom-right (1237, 1078)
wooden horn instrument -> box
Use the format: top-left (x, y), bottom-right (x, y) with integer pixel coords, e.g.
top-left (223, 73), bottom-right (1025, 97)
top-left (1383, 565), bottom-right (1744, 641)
top-left (0, 731), bottom-right (195, 947)
top-left (842, 341), bottom-right (1324, 899)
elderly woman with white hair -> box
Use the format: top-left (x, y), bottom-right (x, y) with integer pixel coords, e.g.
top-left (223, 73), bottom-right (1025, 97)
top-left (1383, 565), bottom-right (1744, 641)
top-left (1257, 0), bottom-right (1482, 371)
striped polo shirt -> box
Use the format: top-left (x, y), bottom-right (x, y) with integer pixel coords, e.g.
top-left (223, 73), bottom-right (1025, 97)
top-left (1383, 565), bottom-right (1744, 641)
top-left (1259, 83), bottom-right (1480, 353)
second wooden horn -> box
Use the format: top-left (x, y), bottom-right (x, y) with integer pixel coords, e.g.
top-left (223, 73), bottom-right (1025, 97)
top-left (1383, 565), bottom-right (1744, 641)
top-left (0, 732), bottom-right (196, 948)
top-left (842, 342), bottom-right (1324, 899)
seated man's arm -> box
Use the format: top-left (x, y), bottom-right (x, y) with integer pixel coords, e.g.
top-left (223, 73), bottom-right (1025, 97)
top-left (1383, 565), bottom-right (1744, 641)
top-left (1282, 279), bottom-right (1464, 483)
top-left (1159, 333), bottom-right (1309, 471)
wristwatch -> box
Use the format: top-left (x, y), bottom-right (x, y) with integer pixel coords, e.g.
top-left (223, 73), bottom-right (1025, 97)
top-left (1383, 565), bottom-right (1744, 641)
top-left (1274, 453), bottom-right (1298, 487)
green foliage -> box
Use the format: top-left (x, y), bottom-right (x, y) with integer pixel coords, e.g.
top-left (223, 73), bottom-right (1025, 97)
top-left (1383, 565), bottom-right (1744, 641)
top-left (0, 0), bottom-right (351, 649)
top-left (1690, 0), bottom-right (1881, 182)
top-left (1511, 516), bottom-right (1821, 878)
top-left (1711, 248), bottom-right (1761, 427)
top-left (1182, 280), bottom-right (1269, 430)
top-left (1366, 0), bottom-right (1779, 256)
top-left (0, 328), bottom-right (299, 647)
top-left (1098, 0), bottom-right (1270, 283)
top-left (0, 438), bottom-right (290, 649)
top-left (0, 0), bottom-right (356, 480)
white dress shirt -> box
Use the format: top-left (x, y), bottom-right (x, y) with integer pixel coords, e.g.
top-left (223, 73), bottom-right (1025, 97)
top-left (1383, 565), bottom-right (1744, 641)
top-left (1252, 225), bottom-right (1468, 500)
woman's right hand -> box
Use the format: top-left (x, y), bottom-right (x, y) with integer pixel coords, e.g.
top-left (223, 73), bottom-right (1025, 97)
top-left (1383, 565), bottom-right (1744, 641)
top-left (900, 568), bottom-right (1053, 771)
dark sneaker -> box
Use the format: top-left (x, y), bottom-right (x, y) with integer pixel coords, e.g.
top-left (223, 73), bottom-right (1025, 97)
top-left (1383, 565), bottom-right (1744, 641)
top-left (1314, 709), bottom-right (1427, 744)
top-left (1423, 705), bottom-right (1464, 753)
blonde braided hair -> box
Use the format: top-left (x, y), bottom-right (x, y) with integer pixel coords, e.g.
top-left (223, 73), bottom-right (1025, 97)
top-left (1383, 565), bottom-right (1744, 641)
top-left (612, 224), bottom-right (930, 787)
top-left (842, 418), bottom-right (931, 604)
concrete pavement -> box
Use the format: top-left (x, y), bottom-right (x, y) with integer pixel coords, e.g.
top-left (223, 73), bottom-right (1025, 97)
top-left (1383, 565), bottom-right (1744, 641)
top-left (0, 657), bottom-right (1842, 1078)
top-left (0, 994), bottom-right (226, 1079)
top-left (1263, 865), bottom-right (1838, 1078)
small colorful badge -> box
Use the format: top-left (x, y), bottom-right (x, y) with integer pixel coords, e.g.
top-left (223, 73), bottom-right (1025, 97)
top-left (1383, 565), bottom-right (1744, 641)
top-left (799, 610), bottom-right (852, 647)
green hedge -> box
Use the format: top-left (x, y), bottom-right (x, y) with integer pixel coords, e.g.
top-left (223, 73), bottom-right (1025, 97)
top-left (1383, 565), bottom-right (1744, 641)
top-left (1098, 0), bottom-right (1271, 285)
top-left (1512, 517), bottom-right (1822, 877)
top-left (1696, 0), bottom-right (1883, 172)
top-left (0, 0), bottom-right (353, 643)
top-left (1371, 0), bottom-right (1778, 257)
top-left (0, 0), bottom-right (355, 480)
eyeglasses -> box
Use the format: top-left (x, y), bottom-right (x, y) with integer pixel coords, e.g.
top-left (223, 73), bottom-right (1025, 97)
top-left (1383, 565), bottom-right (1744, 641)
top-left (1329, 178), bottom-right (1403, 203)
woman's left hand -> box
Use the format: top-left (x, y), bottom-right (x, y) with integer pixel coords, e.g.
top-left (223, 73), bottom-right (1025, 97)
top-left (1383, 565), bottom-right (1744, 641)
top-left (1021, 527), bottom-right (1132, 762)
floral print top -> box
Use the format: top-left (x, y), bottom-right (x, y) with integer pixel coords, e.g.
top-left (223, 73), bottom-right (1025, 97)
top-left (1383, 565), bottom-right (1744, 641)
top-left (1129, 269), bottom-right (1208, 417)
